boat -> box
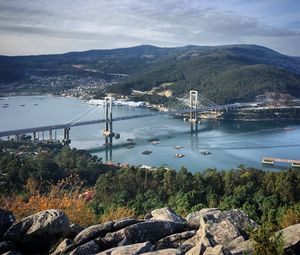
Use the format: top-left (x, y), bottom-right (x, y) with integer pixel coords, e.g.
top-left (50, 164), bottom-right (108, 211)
top-left (127, 145), bottom-right (135, 149)
top-left (142, 150), bottom-right (152, 155)
top-left (175, 153), bottom-right (185, 158)
top-left (20, 104), bottom-right (26, 107)
top-left (284, 127), bottom-right (293, 131)
top-left (174, 145), bottom-right (183, 149)
top-left (127, 138), bottom-right (134, 142)
top-left (292, 162), bottom-right (300, 168)
top-left (200, 151), bottom-right (212, 155)
top-left (262, 159), bottom-right (274, 165)
top-left (150, 140), bottom-right (160, 145)
top-left (115, 133), bottom-right (120, 139)
top-left (2, 105), bottom-right (8, 108)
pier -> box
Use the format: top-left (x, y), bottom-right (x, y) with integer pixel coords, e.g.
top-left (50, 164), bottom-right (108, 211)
top-left (262, 157), bottom-right (300, 168)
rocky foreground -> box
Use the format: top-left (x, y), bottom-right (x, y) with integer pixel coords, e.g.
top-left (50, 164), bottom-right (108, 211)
top-left (1, 207), bottom-right (300, 255)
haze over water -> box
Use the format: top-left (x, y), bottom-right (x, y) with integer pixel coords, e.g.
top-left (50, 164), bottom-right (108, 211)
top-left (1, 95), bottom-right (300, 172)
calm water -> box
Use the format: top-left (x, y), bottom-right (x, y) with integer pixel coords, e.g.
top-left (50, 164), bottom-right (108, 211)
top-left (1, 95), bottom-right (300, 172)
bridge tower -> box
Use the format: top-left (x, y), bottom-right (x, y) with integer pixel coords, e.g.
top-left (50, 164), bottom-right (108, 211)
top-left (189, 90), bottom-right (198, 133)
top-left (103, 97), bottom-right (115, 145)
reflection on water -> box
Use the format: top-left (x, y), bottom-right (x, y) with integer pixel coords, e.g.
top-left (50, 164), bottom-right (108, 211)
top-left (1, 96), bottom-right (300, 172)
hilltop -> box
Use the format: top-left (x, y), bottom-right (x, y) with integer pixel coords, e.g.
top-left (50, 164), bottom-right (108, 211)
top-left (1, 44), bottom-right (300, 104)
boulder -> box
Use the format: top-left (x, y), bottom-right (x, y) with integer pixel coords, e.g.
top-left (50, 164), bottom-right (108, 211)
top-left (112, 218), bottom-right (141, 231)
top-left (150, 208), bottom-right (186, 224)
top-left (230, 240), bottom-right (253, 255)
top-left (224, 236), bottom-right (245, 251)
top-left (123, 220), bottom-right (186, 244)
top-left (95, 220), bottom-right (186, 253)
top-left (155, 230), bottom-right (196, 250)
top-left (4, 209), bottom-right (69, 253)
top-left (277, 223), bottom-right (300, 254)
top-left (203, 245), bottom-right (232, 255)
top-left (186, 209), bottom-right (220, 229)
top-left (96, 241), bottom-right (152, 255)
top-left (0, 209), bottom-right (15, 238)
top-left (0, 241), bottom-right (16, 254)
top-left (67, 224), bottom-right (84, 240)
top-left (141, 249), bottom-right (182, 255)
top-left (73, 221), bottom-right (114, 246)
top-left (51, 239), bottom-right (73, 255)
top-left (69, 240), bottom-right (100, 255)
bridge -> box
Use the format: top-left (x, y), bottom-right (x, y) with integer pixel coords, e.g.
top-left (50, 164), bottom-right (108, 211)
top-left (0, 91), bottom-right (247, 145)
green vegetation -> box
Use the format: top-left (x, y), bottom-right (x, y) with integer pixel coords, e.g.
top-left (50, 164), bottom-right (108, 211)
top-left (0, 141), bottom-right (113, 194)
top-left (1, 140), bottom-right (300, 232)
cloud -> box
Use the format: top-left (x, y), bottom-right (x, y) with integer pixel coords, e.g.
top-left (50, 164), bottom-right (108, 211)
top-left (0, 0), bottom-right (299, 55)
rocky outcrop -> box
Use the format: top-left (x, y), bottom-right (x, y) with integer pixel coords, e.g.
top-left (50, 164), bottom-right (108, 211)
top-left (1, 207), bottom-right (299, 255)
top-left (96, 241), bottom-right (152, 254)
top-left (150, 208), bottom-right (186, 224)
top-left (277, 223), bottom-right (300, 255)
top-left (4, 209), bottom-right (69, 254)
top-left (0, 209), bottom-right (15, 238)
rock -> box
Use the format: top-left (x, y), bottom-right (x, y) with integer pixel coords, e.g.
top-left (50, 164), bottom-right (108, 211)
top-left (205, 219), bottom-right (241, 246)
top-left (67, 224), bottom-right (84, 240)
top-left (203, 245), bottom-right (232, 255)
top-left (185, 235), bottom-right (213, 255)
top-left (141, 249), bottom-right (182, 255)
top-left (0, 241), bottom-right (16, 254)
top-left (123, 220), bottom-right (186, 244)
top-left (156, 230), bottom-right (196, 250)
top-left (96, 241), bottom-right (152, 255)
top-left (113, 218), bottom-right (141, 231)
top-left (224, 236), bottom-right (245, 250)
top-left (150, 208), bottom-right (186, 224)
top-left (73, 221), bottom-right (114, 246)
top-left (0, 209), bottom-right (15, 238)
top-left (186, 209), bottom-right (220, 229)
top-left (4, 209), bottom-right (69, 254)
top-left (51, 239), bottom-right (73, 255)
top-left (277, 223), bottom-right (300, 254)
top-left (95, 220), bottom-right (186, 253)
top-left (69, 240), bottom-right (100, 255)
top-left (230, 240), bottom-right (253, 255)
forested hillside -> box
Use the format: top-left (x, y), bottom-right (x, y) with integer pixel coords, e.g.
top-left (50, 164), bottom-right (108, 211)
top-left (1, 44), bottom-right (300, 103)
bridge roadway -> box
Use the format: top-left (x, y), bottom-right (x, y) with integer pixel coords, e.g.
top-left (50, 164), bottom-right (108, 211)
top-left (0, 104), bottom-right (245, 138)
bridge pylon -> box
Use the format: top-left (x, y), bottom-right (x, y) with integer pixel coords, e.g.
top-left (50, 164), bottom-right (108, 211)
top-left (189, 90), bottom-right (198, 133)
top-left (103, 97), bottom-right (115, 145)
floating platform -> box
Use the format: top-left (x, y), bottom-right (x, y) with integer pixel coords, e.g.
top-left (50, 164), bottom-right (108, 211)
top-left (142, 150), bottom-right (152, 155)
top-left (174, 145), bottom-right (183, 150)
top-left (262, 157), bottom-right (300, 168)
top-left (201, 151), bottom-right (212, 155)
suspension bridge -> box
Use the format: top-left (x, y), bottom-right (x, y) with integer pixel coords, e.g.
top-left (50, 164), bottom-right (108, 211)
top-left (0, 91), bottom-right (247, 145)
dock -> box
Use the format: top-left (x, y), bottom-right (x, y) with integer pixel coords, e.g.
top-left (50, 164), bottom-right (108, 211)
top-left (262, 157), bottom-right (300, 168)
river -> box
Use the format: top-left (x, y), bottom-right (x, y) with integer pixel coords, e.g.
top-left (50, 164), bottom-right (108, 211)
top-left (1, 95), bottom-right (300, 172)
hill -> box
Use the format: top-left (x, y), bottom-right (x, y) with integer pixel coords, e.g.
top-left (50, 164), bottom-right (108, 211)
top-left (1, 44), bottom-right (300, 103)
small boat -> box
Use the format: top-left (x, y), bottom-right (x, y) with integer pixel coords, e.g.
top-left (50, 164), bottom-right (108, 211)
top-left (142, 150), bottom-right (152, 155)
top-left (262, 159), bottom-right (274, 165)
top-left (174, 145), bottom-right (183, 150)
top-left (34, 104), bottom-right (38, 106)
top-left (127, 145), bottom-right (135, 149)
top-left (115, 133), bottom-right (120, 139)
top-left (127, 138), bottom-right (134, 142)
top-left (284, 127), bottom-right (293, 131)
top-left (175, 153), bottom-right (185, 158)
top-left (20, 104), bottom-right (26, 107)
top-left (201, 151), bottom-right (212, 155)
top-left (150, 140), bottom-right (160, 145)
top-left (2, 105), bottom-right (8, 108)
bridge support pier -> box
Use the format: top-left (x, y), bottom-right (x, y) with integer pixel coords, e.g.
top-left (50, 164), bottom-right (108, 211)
top-left (49, 130), bottom-right (52, 142)
top-left (63, 127), bottom-right (71, 145)
top-left (189, 90), bottom-right (198, 133)
top-left (33, 131), bottom-right (36, 142)
top-left (103, 97), bottom-right (114, 146)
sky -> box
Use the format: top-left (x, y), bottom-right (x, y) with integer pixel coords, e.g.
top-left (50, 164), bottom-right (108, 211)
top-left (0, 0), bottom-right (299, 56)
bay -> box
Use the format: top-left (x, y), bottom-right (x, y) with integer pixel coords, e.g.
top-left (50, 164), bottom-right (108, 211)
top-left (1, 95), bottom-right (300, 172)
